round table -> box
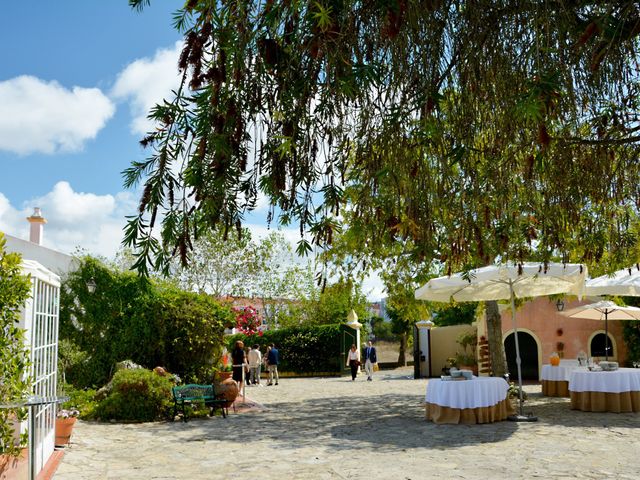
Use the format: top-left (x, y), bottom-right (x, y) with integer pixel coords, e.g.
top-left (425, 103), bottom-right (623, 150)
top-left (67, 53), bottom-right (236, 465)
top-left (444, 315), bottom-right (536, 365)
top-left (540, 364), bottom-right (587, 397)
top-left (569, 368), bottom-right (640, 412)
top-left (424, 377), bottom-right (514, 424)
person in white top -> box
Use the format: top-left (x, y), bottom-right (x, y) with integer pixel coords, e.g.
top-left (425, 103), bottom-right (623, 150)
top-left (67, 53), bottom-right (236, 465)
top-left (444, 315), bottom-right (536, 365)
top-left (247, 344), bottom-right (262, 385)
top-left (346, 344), bottom-right (361, 381)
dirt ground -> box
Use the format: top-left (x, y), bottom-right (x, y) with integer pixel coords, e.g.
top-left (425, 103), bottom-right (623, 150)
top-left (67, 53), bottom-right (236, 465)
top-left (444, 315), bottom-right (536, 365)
top-left (373, 340), bottom-right (413, 363)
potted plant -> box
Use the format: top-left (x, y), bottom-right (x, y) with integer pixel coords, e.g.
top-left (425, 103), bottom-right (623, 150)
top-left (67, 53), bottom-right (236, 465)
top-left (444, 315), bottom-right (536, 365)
top-left (507, 382), bottom-right (528, 409)
top-left (442, 357), bottom-right (457, 375)
top-left (216, 363), bottom-right (233, 382)
top-left (214, 351), bottom-right (233, 382)
top-left (55, 408), bottom-right (79, 446)
top-left (455, 330), bottom-right (478, 374)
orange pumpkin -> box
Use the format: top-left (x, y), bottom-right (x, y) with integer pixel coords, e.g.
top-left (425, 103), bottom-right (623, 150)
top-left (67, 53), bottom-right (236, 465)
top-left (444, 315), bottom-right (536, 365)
top-left (549, 353), bottom-right (560, 366)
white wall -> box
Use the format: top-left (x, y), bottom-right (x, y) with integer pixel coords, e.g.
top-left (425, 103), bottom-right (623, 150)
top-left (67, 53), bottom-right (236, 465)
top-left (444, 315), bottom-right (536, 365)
top-left (5, 233), bottom-right (77, 276)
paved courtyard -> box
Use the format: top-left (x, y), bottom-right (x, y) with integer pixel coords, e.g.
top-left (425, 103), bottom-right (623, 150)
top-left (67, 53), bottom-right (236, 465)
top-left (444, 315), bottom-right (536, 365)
top-left (55, 368), bottom-right (640, 479)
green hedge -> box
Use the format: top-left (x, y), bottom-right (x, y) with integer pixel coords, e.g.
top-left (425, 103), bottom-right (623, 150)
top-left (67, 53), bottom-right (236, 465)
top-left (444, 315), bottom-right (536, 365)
top-left (228, 324), bottom-right (345, 373)
top-left (92, 369), bottom-right (174, 422)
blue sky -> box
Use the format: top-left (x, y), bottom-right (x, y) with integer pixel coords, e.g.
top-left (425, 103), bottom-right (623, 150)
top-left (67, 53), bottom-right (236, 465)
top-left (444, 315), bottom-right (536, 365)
top-left (0, 1), bottom-right (384, 299)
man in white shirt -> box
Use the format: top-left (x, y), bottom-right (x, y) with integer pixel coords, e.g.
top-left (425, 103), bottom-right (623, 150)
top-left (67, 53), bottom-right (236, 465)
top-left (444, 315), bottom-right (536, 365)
top-left (247, 344), bottom-right (262, 385)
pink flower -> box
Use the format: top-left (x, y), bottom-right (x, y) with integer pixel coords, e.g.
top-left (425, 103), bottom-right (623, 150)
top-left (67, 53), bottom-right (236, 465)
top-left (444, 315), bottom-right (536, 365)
top-left (234, 306), bottom-right (261, 335)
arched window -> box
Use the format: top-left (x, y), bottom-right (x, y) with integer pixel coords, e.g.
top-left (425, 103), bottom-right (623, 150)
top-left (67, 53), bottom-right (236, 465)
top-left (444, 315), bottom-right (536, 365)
top-left (590, 333), bottom-right (615, 358)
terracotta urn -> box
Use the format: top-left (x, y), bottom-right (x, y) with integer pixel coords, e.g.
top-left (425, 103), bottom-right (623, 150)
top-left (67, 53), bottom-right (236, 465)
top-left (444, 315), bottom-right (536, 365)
top-left (55, 417), bottom-right (77, 446)
top-left (0, 447), bottom-right (27, 476)
top-left (216, 371), bottom-right (233, 382)
top-left (215, 378), bottom-right (239, 408)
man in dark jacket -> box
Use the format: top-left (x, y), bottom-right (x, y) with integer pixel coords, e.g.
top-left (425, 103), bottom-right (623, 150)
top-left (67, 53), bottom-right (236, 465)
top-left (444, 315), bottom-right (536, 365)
top-left (363, 341), bottom-right (378, 381)
top-left (267, 344), bottom-right (279, 386)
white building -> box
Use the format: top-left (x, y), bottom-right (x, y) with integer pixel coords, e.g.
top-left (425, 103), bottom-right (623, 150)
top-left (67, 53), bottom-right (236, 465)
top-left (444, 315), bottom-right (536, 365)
top-left (4, 208), bottom-right (77, 275)
top-left (3, 209), bottom-right (75, 478)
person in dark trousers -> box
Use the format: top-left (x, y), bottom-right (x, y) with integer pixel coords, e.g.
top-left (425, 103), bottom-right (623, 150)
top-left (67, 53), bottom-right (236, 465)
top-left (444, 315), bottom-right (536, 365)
top-left (363, 341), bottom-right (378, 381)
top-left (346, 344), bottom-right (360, 381)
top-left (231, 340), bottom-right (247, 391)
top-left (267, 344), bottom-right (279, 386)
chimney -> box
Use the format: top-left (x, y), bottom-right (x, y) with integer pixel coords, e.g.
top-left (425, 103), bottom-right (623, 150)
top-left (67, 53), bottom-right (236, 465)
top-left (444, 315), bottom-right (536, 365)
top-left (27, 207), bottom-right (47, 245)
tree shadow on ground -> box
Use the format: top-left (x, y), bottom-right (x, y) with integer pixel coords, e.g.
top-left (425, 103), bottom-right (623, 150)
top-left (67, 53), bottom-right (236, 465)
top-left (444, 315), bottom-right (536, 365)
top-left (150, 391), bottom-right (519, 451)
top-left (522, 391), bottom-right (640, 429)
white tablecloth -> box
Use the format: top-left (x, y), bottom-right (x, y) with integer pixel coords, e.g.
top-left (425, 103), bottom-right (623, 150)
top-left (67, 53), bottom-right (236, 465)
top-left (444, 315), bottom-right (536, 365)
top-left (569, 368), bottom-right (640, 393)
top-left (540, 364), bottom-right (587, 382)
top-left (425, 377), bottom-right (509, 409)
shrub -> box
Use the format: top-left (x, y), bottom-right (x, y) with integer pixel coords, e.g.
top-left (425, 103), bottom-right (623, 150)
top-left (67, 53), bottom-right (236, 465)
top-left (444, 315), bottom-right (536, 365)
top-left (228, 324), bottom-right (344, 373)
top-left (60, 257), bottom-right (232, 388)
top-left (58, 382), bottom-right (98, 420)
top-left (93, 369), bottom-right (174, 422)
top-left (160, 287), bottom-right (233, 383)
top-left (0, 234), bottom-right (32, 456)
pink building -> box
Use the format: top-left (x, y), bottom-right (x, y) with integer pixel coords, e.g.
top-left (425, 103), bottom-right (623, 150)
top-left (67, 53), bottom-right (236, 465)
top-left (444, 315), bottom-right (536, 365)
top-left (485, 297), bottom-right (628, 379)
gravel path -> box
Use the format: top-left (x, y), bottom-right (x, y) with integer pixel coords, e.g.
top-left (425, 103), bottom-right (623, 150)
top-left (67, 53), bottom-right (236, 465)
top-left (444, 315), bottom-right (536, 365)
top-left (54, 368), bottom-right (640, 479)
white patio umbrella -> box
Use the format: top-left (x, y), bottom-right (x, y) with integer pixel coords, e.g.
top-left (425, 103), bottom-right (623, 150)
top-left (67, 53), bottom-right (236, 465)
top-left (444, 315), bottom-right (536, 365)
top-left (561, 300), bottom-right (640, 361)
top-left (586, 265), bottom-right (640, 297)
top-left (415, 262), bottom-right (587, 421)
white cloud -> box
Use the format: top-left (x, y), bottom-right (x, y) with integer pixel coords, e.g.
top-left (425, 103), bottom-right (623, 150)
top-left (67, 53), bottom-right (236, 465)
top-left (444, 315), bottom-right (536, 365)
top-left (0, 76), bottom-right (115, 155)
top-left (111, 41), bottom-right (183, 135)
top-left (30, 181), bottom-right (118, 224)
top-left (1, 182), bottom-right (136, 259)
top-left (0, 192), bottom-right (24, 233)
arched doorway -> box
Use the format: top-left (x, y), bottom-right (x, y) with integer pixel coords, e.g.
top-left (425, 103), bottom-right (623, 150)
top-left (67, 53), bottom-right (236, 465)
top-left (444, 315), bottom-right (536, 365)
top-left (590, 333), bottom-right (615, 358)
top-left (504, 331), bottom-right (539, 380)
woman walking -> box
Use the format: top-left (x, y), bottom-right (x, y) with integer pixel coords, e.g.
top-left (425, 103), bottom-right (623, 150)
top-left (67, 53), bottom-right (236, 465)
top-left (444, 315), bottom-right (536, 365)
top-left (231, 340), bottom-right (247, 391)
top-left (346, 344), bottom-right (360, 381)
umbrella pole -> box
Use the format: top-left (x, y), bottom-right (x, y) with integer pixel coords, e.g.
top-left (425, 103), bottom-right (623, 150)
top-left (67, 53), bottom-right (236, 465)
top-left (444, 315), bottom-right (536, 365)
top-left (605, 311), bottom-right (609, 362)
top-left (507, 283), bottom-right (537, 422)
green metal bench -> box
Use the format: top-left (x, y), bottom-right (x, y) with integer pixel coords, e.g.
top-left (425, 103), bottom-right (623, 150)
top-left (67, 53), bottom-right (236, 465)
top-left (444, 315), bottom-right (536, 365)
top-left (171, 384), bottom-right (228, 422)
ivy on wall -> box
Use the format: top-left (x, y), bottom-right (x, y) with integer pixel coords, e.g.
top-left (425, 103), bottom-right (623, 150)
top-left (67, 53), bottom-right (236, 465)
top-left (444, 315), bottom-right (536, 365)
top-left (59, 257), bottom-right (234, 387)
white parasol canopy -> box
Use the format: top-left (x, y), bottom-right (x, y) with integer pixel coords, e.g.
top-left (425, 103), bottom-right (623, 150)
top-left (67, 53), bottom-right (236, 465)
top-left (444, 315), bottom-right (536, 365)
top-left (416, 263), bottom-right (587, 303)
top-left (561, 300), bottom-right (640, 360)
top-left (415, 262), bottom-right (587, 420)
top-left (585, 265), bottom-right (640, 297)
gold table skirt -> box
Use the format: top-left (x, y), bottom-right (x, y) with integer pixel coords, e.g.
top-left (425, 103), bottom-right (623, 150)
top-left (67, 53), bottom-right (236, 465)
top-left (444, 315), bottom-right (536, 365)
top-left (425, 398), bottom-right (516, 424)
top-left (570, 390), bottom-right (640, 412)
top-left (542, 380), bottom-right (569, 397)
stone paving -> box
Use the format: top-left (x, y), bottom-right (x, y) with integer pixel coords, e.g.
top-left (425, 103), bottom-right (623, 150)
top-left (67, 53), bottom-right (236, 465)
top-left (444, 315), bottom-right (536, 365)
top-left (54, 368), bottom-right (640, 479)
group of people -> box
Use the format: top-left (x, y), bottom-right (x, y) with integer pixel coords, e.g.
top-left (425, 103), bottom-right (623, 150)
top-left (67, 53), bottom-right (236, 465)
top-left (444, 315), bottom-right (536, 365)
top-left (346, 341), bottom-right (378, 381)
top-left (231, 341), bottom-right (280, 389)
top-left (231, 339), bottom-right (377, 387)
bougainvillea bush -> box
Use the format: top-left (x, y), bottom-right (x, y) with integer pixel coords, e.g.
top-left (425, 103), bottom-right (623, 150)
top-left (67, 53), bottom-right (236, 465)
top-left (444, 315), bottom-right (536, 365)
top-left (233, 306), bottom-right (262, 336)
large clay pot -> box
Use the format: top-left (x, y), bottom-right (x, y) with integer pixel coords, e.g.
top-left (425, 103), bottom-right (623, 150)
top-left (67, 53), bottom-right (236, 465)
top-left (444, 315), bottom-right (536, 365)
top-left (216, 371), bottom-right (233, 382)
top-left (55, 417), bottom-right (77, 446)
top-left (215, 378), bottom-right (239, 407)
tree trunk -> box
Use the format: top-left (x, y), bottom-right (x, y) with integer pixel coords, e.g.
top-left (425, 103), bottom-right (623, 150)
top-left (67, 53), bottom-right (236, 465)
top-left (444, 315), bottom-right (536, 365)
top-left (485, 300), bottom-right (507, 377)
top-left (397, 332), bottom-right (407, 366)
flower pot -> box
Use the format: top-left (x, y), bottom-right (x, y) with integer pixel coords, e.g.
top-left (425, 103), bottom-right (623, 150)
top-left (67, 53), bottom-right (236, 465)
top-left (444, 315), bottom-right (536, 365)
top-left (215, 378), bottom-right (239, 408)
top-left (0, 447), bottom-right (27, 477)
top-left (55, 417), bottom-right (77, 446)
top-left (216, 371), bottom-right (233, 382)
